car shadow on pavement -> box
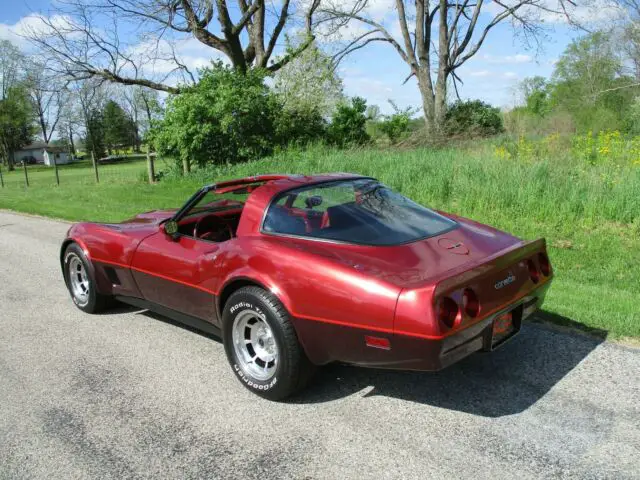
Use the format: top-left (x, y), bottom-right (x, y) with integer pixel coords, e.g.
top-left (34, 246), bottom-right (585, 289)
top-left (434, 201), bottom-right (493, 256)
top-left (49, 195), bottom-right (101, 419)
top-left (291, 311), bottom-right (607, 417)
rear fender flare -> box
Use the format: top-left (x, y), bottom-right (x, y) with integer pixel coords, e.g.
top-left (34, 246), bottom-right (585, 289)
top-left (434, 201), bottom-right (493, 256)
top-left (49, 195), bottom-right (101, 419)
top-left (217, 272), bottom-right (295, 323)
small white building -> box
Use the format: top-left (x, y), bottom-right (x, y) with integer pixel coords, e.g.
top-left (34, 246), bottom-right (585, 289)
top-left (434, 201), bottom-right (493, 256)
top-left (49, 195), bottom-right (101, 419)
top-left (13, 142), bottom-right (72, 166)
top-left (43, 148), bottom-right (70, 166)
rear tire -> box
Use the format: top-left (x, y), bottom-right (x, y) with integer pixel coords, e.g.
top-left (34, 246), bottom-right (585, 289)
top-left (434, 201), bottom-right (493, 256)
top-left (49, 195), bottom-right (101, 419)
top-left (63, 243), bottom-right (112, 313)
top-left (222, 286), bottom-right (315, 400)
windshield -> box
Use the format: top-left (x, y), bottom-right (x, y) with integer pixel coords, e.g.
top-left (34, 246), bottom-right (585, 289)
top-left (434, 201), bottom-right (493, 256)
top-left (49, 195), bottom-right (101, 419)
top-left (262, 179), bottom-right (457, 246)
top-left (183, 190), bottom-right (249, 219)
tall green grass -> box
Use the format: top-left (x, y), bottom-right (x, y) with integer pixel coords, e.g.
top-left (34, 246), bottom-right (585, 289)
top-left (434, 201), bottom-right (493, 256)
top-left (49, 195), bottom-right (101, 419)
top-left (1, 145), bottom-right (638, 339)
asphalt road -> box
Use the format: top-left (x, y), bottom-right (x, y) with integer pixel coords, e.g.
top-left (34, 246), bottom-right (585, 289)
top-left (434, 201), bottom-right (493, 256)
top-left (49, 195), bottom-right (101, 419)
top-left (0, 210), bottom-right (639, 480)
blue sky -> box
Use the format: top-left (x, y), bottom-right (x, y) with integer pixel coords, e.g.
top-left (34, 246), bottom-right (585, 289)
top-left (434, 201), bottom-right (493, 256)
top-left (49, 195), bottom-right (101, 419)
top-left (0, 0), bottom-right (622, 113)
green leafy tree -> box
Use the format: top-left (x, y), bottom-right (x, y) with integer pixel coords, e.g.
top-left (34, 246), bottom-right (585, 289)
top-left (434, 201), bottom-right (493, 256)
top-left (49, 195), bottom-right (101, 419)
top-left (0, 84), bottom-right (35, 170)
top-left (103, 100), bottom-right (136, 154)
top-left (550, 31), bottom-right (638, 131)
top-left (327, 97), bottom-right (370, 147)
top-left (152, 62), bottom-right (276, 172)
top-left (444, 100), bottom-right (503, 137)
top-left (85, 108), bottom-right (106, 160)
top-left (521, 76), bottom-right (551, 117)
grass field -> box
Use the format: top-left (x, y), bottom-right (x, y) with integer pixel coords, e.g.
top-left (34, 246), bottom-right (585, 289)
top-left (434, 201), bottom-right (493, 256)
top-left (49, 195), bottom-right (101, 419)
top-left (1, 145), bottom-right (639, 340)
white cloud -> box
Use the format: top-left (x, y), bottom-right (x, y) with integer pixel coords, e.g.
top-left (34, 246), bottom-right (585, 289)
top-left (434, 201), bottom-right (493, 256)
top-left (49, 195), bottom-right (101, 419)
top-left (0, 14), bottom-right (83, 51)
top-left (481, 53), bottom-right (532, 64)
top-left (503, 71), bottom-right (518, 78)
top-left (469, 70), bottom-right (491, 77)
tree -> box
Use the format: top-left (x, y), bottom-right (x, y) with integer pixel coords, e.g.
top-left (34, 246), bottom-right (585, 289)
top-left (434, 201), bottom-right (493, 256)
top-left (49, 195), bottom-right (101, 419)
top-left (85, 108), bottom-right (106, 160)
top-left (550, 31), bottom-right (637, 130)
top-left (103, 100), bottom-right (136, 154)
top-left (0, 40), bottom-right (23, 100)
top-left (273, 37), bottom-right (344, 117)
top-left (25, 61), bottom-right (66, 143)
top-left (70, 79), bottom-right (109, 157)
top-left (25, 0), bottom-right (324, 94)
top-left (521, 76), bottom-right (551, 117)
top-left (120, 86), bottom-right (164, 151)
top-left (0, 85), bottom-right (36, 170)
top-left (322, 0), bottom-right (577, 133)
top-left (152, 62), bottom-right (276, 172)
top-left (57, 89), bottom-right (84, 155)
top-left (327, 97), bottom-right (370, 147)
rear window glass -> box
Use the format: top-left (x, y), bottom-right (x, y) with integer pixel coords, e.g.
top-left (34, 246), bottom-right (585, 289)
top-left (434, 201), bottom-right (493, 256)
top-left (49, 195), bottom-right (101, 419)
top-left (262, 179), bottom-right (457, 245)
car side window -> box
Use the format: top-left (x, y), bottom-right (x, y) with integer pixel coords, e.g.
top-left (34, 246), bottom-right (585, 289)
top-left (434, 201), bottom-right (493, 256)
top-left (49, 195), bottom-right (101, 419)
top-left (291, 185), bottom-right (356, 212)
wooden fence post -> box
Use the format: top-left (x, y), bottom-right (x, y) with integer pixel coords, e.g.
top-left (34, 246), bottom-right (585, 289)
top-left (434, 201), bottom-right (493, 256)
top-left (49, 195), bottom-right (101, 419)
top-left (23, 161), bottom-right (29, 187)
top-left (0, 165), bottom-right (4, 188)
top-left (53, 154), bottom-right (60, 186)
top-left (147, 146), bottom-right (155, 184)
top-left (91, 151), bottom-right (100, 184)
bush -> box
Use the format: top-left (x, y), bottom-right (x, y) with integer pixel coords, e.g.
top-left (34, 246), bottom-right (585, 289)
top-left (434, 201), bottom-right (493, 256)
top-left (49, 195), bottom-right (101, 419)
top-left (445, 100), bottom-right (503, 137)
top-left (377, 102), bottom-right (416, 144)
top-left (152, 62), bottom-right (276, 167)
top-left (273, 106), bottom-right (327, 148)
top-left (327, 97), bottom-right (370, 147)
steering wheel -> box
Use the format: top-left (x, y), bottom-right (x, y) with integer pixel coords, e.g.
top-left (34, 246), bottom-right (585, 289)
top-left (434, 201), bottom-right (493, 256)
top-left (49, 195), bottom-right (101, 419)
top-left (193, 214), bottom-right (234, 242)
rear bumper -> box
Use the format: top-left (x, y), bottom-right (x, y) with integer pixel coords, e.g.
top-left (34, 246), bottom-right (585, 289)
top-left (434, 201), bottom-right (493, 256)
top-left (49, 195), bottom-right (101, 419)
top-left (380, 280), bottom-right (552, 371)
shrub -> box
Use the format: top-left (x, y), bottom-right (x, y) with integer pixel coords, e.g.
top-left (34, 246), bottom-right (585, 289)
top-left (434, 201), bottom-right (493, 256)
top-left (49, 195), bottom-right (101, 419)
top-left (445, 100), bottom-right (503, 137)
top-left (273, 106), bottom-right (327, 148)
top-left (152, 62), bottom-right (276, 167)
top-left (378, 102), bottom-right (416, 144)
top-left (327, 97), bottom-right (370, 147)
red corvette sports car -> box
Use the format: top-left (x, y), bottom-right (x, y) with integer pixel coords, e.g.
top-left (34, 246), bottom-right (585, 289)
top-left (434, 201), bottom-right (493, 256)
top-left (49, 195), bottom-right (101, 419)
top-left (61, 173), bottom-right (553, 400)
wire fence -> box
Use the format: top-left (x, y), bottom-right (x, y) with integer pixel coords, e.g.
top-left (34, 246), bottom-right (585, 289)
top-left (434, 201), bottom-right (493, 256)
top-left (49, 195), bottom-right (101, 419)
top-left (0, 154), bottom-right (169, 189)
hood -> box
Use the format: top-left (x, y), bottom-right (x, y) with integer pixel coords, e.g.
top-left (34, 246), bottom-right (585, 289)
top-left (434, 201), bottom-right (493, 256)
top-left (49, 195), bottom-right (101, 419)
top-left (119, 209), bottom-right (178, 225)
top-left (278, 214), bottom-right (523, 289)
top-left (95, 209), bottom-right (177, 236)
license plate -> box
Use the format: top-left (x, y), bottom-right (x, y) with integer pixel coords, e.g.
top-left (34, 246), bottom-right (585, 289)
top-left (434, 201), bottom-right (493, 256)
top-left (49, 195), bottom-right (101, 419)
top-left (492, 311), bottom-right (515, 346)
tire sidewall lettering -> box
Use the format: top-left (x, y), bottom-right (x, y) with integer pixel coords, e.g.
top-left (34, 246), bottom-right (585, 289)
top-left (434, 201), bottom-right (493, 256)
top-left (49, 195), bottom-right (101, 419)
top-left (233, 363), bottom-right (278, 391)
top-left (229, 300), bottom-right (277, 391)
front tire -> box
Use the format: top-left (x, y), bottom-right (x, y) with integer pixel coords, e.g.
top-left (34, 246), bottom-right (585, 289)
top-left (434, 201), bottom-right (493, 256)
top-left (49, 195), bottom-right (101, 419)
top-left (63, 243), bottom-right (112, 313)
top-left (222, 286), bottom-right (314, 400)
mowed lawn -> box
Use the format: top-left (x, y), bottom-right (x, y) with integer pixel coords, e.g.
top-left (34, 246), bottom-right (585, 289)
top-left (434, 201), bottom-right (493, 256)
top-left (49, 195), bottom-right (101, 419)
top-left (1, 146), bottom-right (639, 340)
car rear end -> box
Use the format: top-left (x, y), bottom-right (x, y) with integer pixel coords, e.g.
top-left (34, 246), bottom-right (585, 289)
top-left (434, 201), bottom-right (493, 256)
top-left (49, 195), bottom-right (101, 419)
top-left (392, 238), bottom-right (553, 370)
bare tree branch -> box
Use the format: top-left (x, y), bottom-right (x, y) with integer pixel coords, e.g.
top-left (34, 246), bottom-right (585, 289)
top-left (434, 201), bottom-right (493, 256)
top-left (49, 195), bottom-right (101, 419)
top-left (25, 0), bottom-right (326, 93)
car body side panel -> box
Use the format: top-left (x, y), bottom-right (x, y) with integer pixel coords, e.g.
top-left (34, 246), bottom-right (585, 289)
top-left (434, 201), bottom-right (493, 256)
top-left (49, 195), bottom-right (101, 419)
top-left (210, 236), bottom-right (402, 364)
top-left (64, 222), bottom-right (157, 298)
top-left (130, 232), bottom-right (220, 323)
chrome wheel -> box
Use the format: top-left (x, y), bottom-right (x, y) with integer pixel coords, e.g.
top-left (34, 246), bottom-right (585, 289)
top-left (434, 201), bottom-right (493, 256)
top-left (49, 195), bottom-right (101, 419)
top-left (232, 309), bottom-right (278, 381)
top-left (68, 254), bottom-right (90, 306)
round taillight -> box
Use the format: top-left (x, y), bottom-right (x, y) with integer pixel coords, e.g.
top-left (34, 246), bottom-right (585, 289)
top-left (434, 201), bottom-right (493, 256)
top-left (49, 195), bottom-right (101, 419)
top-left (462, 288), bottom-right (480, 318)
top-left (437, 296), bottom-right (459, 329)
top-left (538, 252), bottom-right (551, 276)
top-left (527, 258), bottom-right (540, 284)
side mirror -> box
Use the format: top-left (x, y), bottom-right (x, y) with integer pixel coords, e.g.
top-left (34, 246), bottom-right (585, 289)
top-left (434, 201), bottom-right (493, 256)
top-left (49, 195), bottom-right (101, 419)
top-left (305, 195), bottom-right (323, 209)
top-left (163, 220), bottom-right (179, 241)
